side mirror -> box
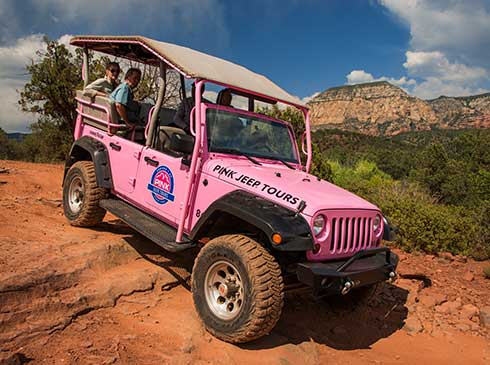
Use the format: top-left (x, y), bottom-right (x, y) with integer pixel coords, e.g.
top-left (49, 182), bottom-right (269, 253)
top-left (170, 133), bottom-right (195, 155)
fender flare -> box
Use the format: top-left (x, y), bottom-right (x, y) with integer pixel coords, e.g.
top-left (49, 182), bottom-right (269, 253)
top-left (190, 190), bottom-right (314, 251)
top-left (63, 136), bottom-right (113, 189)
top-left (382, 216), bottom-right (398, 241)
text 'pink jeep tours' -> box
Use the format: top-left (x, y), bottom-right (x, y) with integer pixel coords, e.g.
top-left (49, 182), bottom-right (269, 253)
top-left (63, 35), bottom-right (398, 343)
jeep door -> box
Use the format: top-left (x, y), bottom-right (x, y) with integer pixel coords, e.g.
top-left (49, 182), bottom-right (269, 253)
top-left (106, 134), bottom-right (143, 195)
top-left (133, 146), bottom-right (190, 225)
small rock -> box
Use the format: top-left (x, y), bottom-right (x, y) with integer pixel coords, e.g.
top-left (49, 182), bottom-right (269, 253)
top-left (479, 306), bottom-right (490, 329)
top-left (418, 293), bottom-right (447, 308)
top-left (455, 323), bottom-right (470, 332)
top-left (459, 304), bottom-right (479, 320)
top-left (470, 323), bottom-right (480, 331)
top-left (181, 341), bottom-right (195, 354)
top-left (404, 317), bottom-right (423, 333)
top-left (81, 341), bottom-right (93, 348)
top-left (463, 272), bottom-right (474, 282)
top-left (422, 320), bottom-right (433, 333)
top-left (435, 299), bottom-right (461, 314)
top-left (121, 335), bottom-right (137, 340)
top-left (438, 252), bottom-right (454, 262)
top-left (102, 356), bottom-right (118, 365)
top-left (454, 255), bottom-right (467, 263)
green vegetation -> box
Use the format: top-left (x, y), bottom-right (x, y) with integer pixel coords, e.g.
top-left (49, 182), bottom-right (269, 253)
top-left (314, 128), bottom-right (490, 260)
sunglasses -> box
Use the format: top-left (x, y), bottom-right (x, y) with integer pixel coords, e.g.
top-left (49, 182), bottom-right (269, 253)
top-left (109, 68), bottom-right (120, 74)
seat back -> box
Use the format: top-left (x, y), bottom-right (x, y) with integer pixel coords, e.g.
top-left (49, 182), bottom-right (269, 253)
top-left (158, 107), bottom-right (177, 125)
top-left (156, 126), bottom-right (187, 153)
top-left (76, 90), bottom-right (119, 133)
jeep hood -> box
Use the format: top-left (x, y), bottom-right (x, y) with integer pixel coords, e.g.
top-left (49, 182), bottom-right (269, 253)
top-left (205, 159), bottom-right (379, 217)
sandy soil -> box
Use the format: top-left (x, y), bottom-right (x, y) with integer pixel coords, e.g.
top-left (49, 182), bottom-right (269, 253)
top-left (0, 160), bottom-right (489, 365)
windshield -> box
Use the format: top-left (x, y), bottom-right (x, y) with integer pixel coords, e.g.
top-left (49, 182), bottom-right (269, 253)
top-left (206, 107), bottom-right (298, 163)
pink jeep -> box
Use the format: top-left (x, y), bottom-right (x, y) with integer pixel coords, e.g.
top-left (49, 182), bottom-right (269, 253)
top-left (63, 35), bottom-right (398, 343)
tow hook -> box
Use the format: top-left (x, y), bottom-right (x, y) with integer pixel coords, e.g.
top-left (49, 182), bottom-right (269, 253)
top-left (388, 271), bottom-right (397, 283)
top-left (341, 279), bottom-right (354, 295)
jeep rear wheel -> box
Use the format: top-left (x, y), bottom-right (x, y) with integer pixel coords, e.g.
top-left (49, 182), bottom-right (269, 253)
top-left (63, 161), bottom-right (107, 227)
top-left (191, 234), bottom-right (284, 343)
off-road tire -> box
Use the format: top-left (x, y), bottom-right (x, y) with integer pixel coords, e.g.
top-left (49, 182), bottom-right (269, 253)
top-left (191, 234), bottom-right (284, 343)
top-left (63, 161), bottom-right (107, 227)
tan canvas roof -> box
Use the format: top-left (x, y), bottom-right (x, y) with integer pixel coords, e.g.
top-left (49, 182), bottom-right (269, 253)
top-left (70, 35), bottom-right (306, 108)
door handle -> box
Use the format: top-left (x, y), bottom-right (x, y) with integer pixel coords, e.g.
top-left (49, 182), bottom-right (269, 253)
top-left (144, 156), bottom-right (159, 167)
top-left (109, 142), bottom-right (121, 151)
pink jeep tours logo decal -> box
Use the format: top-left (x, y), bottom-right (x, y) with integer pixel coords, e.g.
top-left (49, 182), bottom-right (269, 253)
top-left (147, 166), bottom-right (175, 205)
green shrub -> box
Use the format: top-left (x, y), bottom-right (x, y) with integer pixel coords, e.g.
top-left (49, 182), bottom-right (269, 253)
top-left (328, 159), bottom-right (490, 259)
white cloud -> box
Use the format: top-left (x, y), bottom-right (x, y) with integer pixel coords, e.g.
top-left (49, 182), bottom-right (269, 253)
top-left (0, 78), bottom-right (32, 133)
top-left (401, 50), bottom-right (490, 98)
top-left (346, 70), bottom-right (416, 90)
top-left (0, 34), bottom-right (46, 132)
top-left (379, 0), bottom-right (490, 66)
top-left (0, 33), bottom-right (81, 132)
top-left (0, 34), bottom-right (45, 79)
top-left (411, 77), bottom-right (489, 100)
top-left (403, 51), bottom-right (488, 82)
top-left (301, 91), bottom-right (320, 104)
top-left (341, 1), bottom-right (490, 99)
top-left (346, 70), bottom-right (375, 84)
top-left (345, 54), bottom-right (490, 99)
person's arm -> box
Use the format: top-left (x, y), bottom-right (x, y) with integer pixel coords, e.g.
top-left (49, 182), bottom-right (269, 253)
top-left (115, 103), bottom-right (134, 128)
top-left (83, 79), bottom-right (110, 99)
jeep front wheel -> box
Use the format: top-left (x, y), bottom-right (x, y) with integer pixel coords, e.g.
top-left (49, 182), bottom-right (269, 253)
top-left (191, 234), bottom-right (284, 343)
top-left (63, 161), bottom-right (107, 227)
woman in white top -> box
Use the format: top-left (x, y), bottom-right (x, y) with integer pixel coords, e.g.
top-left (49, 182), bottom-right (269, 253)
top-left (83, 62), bottom-right (121, 98)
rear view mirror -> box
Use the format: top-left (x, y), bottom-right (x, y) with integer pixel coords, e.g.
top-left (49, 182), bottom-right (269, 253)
top-left (170, 133), bottom-right (195, 155)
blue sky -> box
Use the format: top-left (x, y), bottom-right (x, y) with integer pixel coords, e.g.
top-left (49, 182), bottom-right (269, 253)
top-left (1, 0), bottom-right (490, 132)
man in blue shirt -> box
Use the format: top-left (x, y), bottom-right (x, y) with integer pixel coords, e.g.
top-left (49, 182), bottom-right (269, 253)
top-left (110, 68), bottom-right (142, 128)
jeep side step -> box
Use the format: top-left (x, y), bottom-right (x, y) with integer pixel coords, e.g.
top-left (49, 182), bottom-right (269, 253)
top-left (99, 198), bottom-right (195, 252)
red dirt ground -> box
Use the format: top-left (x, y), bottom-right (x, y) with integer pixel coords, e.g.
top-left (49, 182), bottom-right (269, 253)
top-left (0, 160), bottom-right (489, 365)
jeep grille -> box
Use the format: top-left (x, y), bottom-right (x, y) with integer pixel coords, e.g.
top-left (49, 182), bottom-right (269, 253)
top-left (307, 210), bottom-right (381, 261)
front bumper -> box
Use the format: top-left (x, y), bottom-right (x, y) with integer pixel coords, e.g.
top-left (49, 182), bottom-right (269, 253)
top-left (297, 247), bottom-right (399, 297)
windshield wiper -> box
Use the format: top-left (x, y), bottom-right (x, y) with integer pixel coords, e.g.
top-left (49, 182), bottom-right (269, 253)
top-left (213, 148), bottom-right (262, 166)
top-left (266, 156), bottom-right (295, 169)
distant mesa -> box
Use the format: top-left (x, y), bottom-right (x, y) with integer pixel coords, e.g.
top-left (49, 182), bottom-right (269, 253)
top-left (307, 81), bottom-right (490, 136)
top-left (7, 133), bottom-right (29, 142)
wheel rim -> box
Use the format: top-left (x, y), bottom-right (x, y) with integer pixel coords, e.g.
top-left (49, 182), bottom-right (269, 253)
top-left (68, 176), bottom-right (84, 214)
top-left (204, 260), bottom-right (245, 321)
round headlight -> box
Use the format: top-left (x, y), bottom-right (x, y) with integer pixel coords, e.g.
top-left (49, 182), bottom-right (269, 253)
top-left (313, 215), bottom-right (326, 236)
top-left (373, 214), bottom-right (382, 233)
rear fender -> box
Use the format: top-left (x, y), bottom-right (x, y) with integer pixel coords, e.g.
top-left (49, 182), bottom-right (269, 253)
top-left (63, 136), bottom-right (113, 189)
